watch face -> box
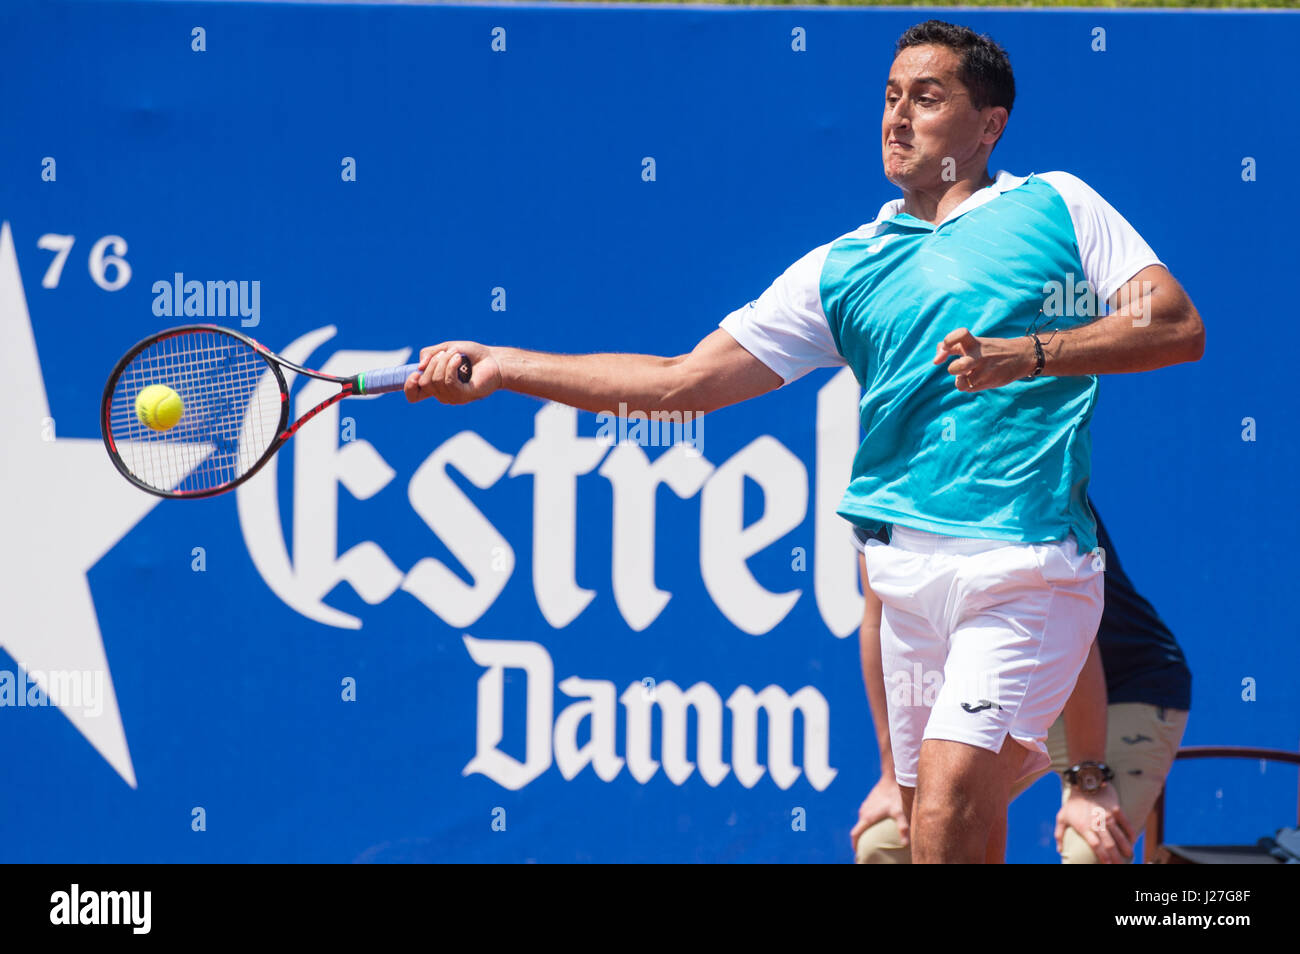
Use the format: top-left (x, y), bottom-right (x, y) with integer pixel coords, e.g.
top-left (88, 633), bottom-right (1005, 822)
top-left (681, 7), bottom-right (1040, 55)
top-left (1077, 767), bottom-right (1103, 792)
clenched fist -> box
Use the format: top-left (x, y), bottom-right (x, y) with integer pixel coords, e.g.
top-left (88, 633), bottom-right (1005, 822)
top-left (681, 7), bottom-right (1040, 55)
top-left (933, 328), bottom-right (1037, 392)
top-left (404, 341), bottom-right (502, 405)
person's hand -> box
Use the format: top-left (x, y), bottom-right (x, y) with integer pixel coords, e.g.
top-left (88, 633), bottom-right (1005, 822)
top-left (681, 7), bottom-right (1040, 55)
top-left (851, 776), bottom-right (909, 855)
top-left (404, 341), bottom-right (501, 405)
top-left (1054, 785), bottom-right (1136, 864)
top-left (933, 329), bottom-right (1036, 392)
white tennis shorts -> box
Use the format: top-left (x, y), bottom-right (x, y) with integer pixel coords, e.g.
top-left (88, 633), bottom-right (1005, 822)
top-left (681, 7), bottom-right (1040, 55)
top-left (856, 524), bottom-right (1103, 788)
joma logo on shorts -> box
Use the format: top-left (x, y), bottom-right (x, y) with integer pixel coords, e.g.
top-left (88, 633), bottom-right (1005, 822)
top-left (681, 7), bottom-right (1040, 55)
top-left (960, 700), bottom-right (1002, 713)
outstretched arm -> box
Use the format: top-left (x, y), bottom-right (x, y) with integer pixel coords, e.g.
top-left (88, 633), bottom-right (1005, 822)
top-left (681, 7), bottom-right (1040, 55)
top-left (404, 328), bottom-right (783, 415)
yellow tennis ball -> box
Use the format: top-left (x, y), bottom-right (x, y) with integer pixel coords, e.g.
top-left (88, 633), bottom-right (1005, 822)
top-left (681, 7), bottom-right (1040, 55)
top-left (135, 384), bottom-right (184, 431)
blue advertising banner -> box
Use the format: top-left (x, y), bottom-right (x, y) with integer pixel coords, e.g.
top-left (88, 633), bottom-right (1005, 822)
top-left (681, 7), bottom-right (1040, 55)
top-left (0, 0), bottom-right (1295, 862)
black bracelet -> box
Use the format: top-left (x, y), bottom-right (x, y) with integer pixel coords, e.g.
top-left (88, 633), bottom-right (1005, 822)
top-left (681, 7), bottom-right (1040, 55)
top-left (1023, 332), bottom-right (1045, 380)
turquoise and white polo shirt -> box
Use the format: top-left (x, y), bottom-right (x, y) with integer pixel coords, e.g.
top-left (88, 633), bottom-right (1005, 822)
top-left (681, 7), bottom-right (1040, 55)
top-left (720, 170), bottom-right (1163, 553)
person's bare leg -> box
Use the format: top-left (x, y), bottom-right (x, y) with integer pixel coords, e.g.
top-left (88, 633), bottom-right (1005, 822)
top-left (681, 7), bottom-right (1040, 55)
top-left (984, 802), bottom-right (1009, 863)
top-left (911, 735), bottom-right (1027, 863)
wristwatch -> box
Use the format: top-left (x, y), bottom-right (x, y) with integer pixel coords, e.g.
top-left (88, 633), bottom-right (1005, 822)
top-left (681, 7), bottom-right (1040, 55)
top-left (1066, 760), bottom-right (1114, 793)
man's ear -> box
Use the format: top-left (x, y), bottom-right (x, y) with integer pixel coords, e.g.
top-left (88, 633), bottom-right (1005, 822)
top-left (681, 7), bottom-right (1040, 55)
top-left (983, 107), bottom-right (1009, 147)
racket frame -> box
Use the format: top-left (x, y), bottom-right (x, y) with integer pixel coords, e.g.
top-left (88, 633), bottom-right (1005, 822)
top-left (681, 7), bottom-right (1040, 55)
top-left (100, 323), bottom-right (389, 500)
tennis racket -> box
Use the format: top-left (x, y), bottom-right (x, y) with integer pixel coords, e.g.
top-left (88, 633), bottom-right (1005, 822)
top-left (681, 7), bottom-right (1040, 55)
top-left (100, 323), bottom-right (470, 499)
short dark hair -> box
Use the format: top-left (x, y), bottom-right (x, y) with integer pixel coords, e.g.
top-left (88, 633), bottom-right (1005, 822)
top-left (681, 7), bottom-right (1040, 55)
top-left (894, 20), bottom-right (1015, 114)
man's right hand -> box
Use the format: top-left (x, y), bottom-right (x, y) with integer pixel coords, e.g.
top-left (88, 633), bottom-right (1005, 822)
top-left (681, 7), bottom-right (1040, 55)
top-left (405, 341), bottom-right (501, 405)
top-left (851, 776), bottom-right (910, 854)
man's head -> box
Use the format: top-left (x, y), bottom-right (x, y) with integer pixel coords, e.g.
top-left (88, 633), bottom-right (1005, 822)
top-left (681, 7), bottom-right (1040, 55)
top-left (882, 20), bottom-right (1015, 191)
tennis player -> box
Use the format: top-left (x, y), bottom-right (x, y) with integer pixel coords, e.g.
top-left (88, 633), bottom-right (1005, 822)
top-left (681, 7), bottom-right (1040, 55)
top-left (851, 499), bottom-right (1192, 864)
top-left (405, 19), bottom-right (1204, 862)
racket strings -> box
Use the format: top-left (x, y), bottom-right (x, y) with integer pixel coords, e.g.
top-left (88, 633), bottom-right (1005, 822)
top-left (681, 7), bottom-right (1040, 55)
top-left (107, 330), bottom-right (284, 494)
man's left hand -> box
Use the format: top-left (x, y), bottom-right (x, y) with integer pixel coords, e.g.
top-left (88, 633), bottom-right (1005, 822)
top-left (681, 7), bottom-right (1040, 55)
top-left (934, 329), bottom-right (1035, 392)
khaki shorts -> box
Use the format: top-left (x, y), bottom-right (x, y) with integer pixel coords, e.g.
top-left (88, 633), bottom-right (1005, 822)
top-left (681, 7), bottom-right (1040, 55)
top-left (854, 702), bottom-right (1189, 864)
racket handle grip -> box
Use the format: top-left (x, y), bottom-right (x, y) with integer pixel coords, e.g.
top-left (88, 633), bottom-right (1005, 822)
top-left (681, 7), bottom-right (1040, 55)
top-left (358, 363), bottom-right (421, 394)
top-left (358, 357), bottom-right (473, 394)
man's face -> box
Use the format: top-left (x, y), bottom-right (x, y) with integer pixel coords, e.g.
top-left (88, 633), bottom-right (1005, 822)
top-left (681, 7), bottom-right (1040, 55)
top-left (882, 44), bottom-right (997, 189)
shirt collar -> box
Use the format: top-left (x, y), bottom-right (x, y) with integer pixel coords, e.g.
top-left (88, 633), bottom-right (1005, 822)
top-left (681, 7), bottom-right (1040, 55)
top-left (870, 169), bottom-right (1030, 230)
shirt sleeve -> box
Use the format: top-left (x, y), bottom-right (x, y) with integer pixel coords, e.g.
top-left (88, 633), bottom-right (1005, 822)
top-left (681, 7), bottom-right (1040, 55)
top-left (1038, 171), bottom-right (1165, 308)
top-left (718, 242), bottom-right (846, 384)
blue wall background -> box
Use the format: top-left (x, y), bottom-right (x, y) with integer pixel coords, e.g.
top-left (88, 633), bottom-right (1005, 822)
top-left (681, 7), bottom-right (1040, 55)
top-left (0, 0), bottom-right (1296, 862)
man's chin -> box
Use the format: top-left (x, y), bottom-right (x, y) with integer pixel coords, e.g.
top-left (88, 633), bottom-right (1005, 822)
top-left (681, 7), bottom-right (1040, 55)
top-left (885, 159), bottom-right (945, 190)
top-left (883, 164), bottom-right (917, 187)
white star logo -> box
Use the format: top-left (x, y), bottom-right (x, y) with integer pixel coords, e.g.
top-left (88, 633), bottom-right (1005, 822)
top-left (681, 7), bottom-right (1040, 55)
top-left (0, 221), bottom-right (203, 787)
